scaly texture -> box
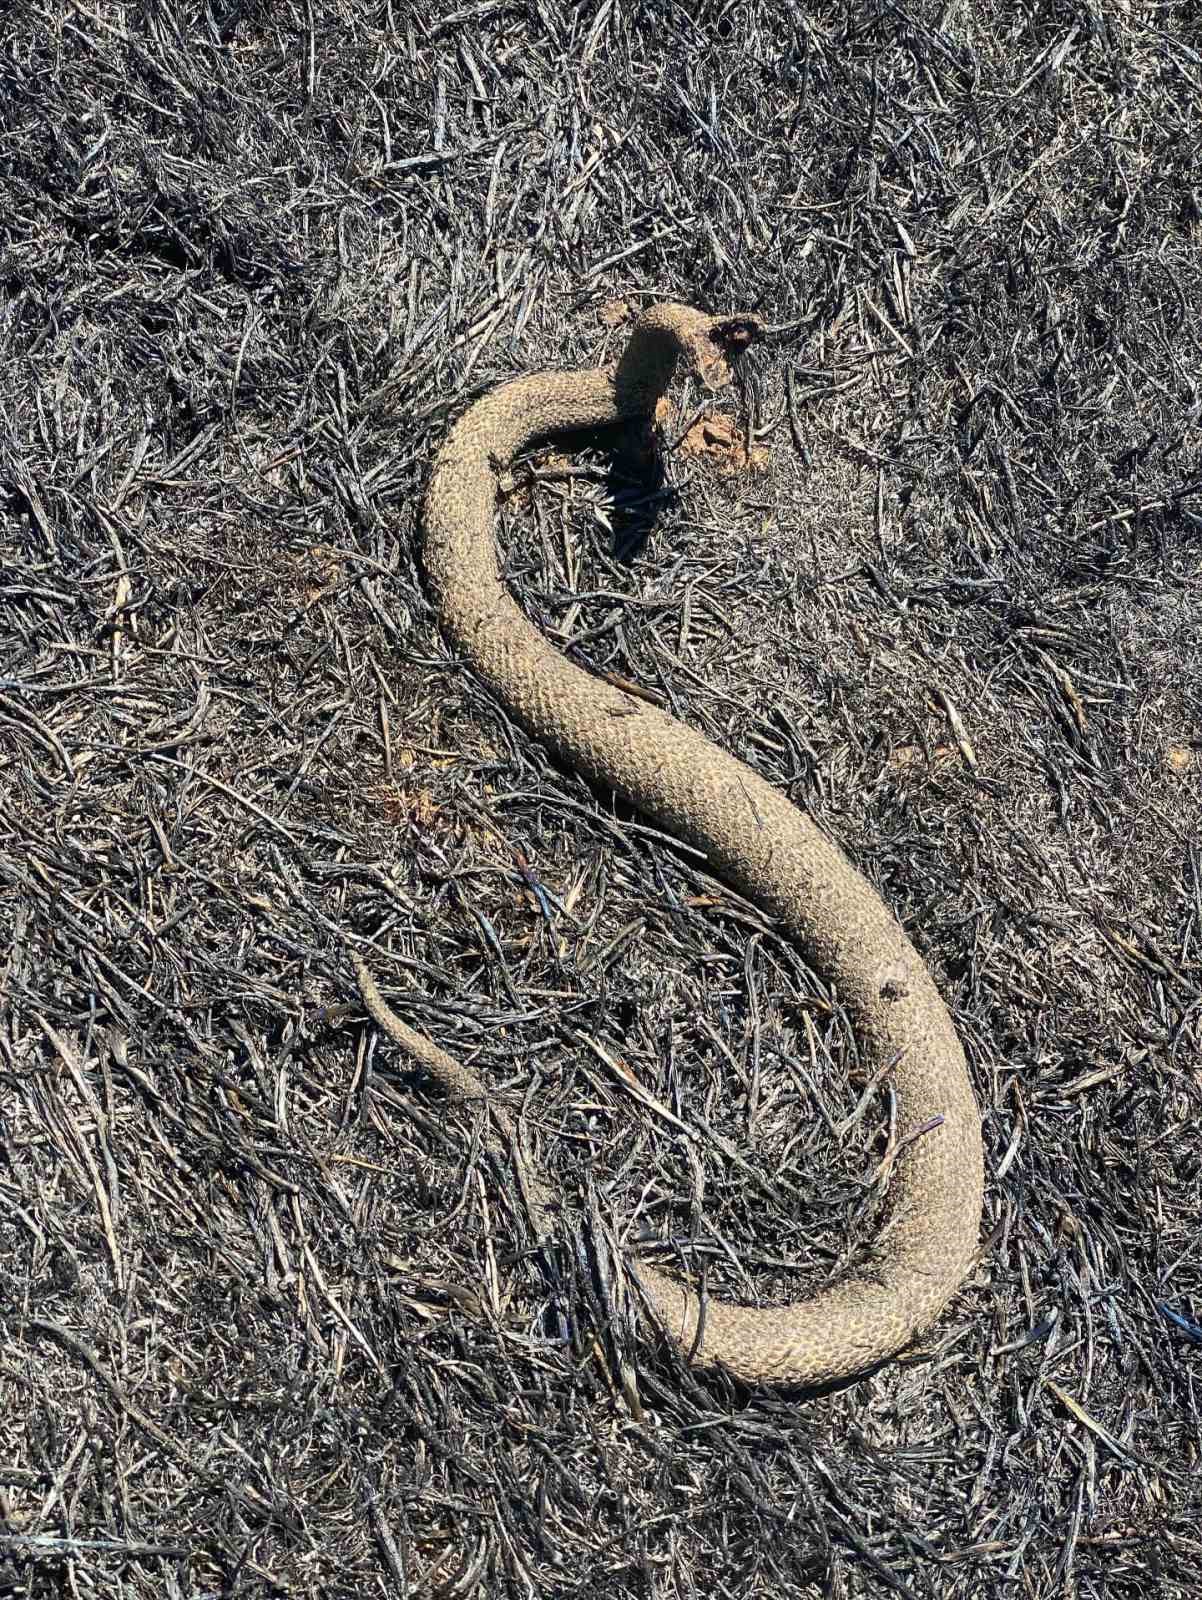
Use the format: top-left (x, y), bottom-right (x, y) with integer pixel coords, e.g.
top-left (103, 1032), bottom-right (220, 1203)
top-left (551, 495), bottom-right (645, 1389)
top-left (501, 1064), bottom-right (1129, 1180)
top-left (357, 303), bottom-right (984, 1387)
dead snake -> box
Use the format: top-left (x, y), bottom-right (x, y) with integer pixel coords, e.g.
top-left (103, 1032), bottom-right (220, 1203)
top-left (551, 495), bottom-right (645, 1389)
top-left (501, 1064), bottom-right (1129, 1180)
top-left (354, 303), bottom-right (984, 1386)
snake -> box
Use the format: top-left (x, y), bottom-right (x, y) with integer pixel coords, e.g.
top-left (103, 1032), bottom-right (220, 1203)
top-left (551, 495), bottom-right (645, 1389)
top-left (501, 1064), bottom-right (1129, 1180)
top-left (353, 302), bottom-right (984, 1387)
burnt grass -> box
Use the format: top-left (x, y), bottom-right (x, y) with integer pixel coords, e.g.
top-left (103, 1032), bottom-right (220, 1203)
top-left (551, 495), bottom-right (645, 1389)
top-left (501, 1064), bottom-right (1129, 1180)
top-left (1, 1), bottom-right (1200, 1596)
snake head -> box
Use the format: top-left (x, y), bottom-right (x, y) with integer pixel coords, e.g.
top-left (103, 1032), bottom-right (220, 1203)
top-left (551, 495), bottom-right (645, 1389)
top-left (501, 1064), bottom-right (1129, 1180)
top-left (709, 314), bottom-right (765, 355)
top-left (616, 304), bottom-right (765, 409)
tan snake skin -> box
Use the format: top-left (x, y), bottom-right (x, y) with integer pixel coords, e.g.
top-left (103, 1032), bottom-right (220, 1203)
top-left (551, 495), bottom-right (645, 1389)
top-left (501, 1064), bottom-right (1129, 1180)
top-left (355, 303), bottom-right (983, 1386)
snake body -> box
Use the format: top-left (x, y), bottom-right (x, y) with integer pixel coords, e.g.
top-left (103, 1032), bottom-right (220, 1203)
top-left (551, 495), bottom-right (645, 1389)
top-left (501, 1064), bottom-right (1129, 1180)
top-left (357, 303), bottom-right (983, 1386)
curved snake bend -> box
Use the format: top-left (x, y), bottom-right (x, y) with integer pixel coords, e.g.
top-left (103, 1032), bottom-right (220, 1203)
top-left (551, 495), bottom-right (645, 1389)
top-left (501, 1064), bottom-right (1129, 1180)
top-left (355, 302), bottom-right (984, 1387)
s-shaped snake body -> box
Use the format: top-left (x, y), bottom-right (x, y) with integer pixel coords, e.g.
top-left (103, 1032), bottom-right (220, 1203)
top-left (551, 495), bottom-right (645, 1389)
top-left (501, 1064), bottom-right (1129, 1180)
top-left (355, 303), bottom-right (983, 1387)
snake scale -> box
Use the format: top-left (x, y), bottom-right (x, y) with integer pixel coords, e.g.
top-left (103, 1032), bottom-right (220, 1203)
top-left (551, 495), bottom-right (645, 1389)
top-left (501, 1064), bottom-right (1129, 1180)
top-left (354, 303), bottom-right (984, 1387)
